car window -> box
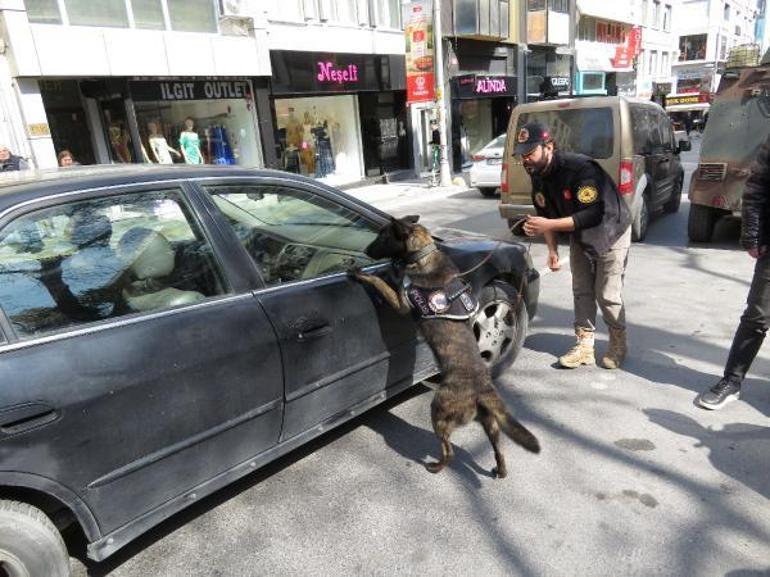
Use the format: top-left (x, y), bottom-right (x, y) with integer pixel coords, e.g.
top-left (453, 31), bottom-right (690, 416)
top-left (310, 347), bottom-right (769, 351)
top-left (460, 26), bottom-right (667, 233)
top-left (487, 134), bottom-right (507, 150)
top-left (205, 183), bottom-right (379, 287)
top-left (630, 106), bottom-right (663, 154)
top-left (516, 107), bottom-right (614, 158)
top-left (657, 111), bottom-right (673, 149)
top-left (0, 188), bottom-right (227, 339)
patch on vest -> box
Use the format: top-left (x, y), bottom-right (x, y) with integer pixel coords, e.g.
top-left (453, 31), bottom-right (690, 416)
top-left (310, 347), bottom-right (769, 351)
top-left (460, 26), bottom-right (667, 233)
top-left (577, 185), bottom-right (599, 204)
top-left (534, 192), bottom-right (546, 208)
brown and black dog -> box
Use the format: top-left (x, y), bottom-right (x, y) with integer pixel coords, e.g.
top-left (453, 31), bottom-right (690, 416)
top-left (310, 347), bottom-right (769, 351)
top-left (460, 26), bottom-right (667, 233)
top-left (353, 215), bottom-right (540, 478)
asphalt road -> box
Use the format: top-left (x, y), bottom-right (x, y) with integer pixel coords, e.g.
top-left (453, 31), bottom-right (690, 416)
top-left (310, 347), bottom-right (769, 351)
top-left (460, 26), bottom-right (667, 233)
top-left (72, 138), bottom-right (770, 577)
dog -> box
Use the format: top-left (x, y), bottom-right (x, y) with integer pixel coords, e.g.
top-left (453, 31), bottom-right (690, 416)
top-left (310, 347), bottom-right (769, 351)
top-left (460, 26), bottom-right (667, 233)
top-left (352, 215), bottom-right (540, 478)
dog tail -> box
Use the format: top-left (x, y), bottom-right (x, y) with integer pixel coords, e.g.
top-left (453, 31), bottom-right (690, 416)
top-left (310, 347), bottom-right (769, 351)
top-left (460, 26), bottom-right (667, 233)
top-left (479, 392), bottom-right (540, 454)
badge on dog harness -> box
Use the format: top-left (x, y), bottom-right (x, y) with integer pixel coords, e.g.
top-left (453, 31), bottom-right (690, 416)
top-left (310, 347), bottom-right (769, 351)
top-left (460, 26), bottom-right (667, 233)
top-left (428, 291), bottom-right (450, 313)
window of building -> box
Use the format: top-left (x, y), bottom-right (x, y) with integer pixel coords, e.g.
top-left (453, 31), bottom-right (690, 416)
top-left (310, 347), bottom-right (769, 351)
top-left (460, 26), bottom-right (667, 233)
top-left (26, 0), bottom-right (62, 24)
top-left (132, 0), bottom-right (166, 29)
top-left (333, 0), bottom-right (358, 24)
top-left (652, 0), bottom-right (661, 28)
top-left (549, 0), bottom-right (568, 12)
top-left (663, 4), bottom-right (671, 31)
top-left (724, 2), bottom-right (730, 20)
top-left (377, 0), bottom-right (401, 28)
top-left (649, 50), bottom-right (657, 75)
top-left (641, 0), bottom-right (648, 25)
top-left (720, 35), bottom-right (728, 59)
top-left (678, 34), bottom-right (707, 60)
top-left (167, 0), bottom-right (217, 32)
top-left (268, 0), bottom-right (304, 21)
top-left (528, 0), bottom-right (546, 11)
top-left (66, 0), bottom-right (129, 27)
top-left (661, 52), bottom-right (669, 74)
top-left (0, 190), bottom-right (227, 338)
top-left (578, 16), bottom-right (596, 41)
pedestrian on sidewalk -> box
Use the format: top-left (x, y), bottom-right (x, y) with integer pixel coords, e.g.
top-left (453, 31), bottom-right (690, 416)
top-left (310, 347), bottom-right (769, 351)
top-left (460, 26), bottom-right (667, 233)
top-left (698, 134), bottom-right (770, 410)
top-left (0, 145), bottom-right (28, 171)
top-left (517, 121), bottom-right (632, 369)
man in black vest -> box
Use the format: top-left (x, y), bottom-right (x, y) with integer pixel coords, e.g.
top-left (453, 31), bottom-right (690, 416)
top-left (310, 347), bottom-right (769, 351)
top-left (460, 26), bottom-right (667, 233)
top-left (0, 145), bottom-right (28, 171)
top-left (518, 121), bottom-right (632, 369)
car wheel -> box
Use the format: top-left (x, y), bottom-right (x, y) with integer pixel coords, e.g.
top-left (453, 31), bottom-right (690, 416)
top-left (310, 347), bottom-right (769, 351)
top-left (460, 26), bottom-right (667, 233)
top-left (688, 203), bottom-right (717, 243)
top-left (479, 187), bottom-right (498, 198)
top-left (631, 193), bottom-right (650, 242)
top-left (663, 176), bottom-right (683, 214)
top-left (507, 217), bottom-right (527, 237)
top-left (472, 280), bottom-right (528, 378)
top-left (0, 500), bottom-right (69, 577)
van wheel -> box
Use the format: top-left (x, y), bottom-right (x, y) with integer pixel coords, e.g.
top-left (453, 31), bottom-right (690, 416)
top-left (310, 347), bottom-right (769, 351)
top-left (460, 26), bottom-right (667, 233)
top-left (631, 193), bottom-right (650, 242)
top-left (0, 500), bottom-right (69, 577)
top-left (479, 187), bottom-right (498, 198)
top-left (508, 217), bottom-right (527, 237)
top-left (472, 281), bottom-right (528, 378)
top-left (664, 176), bottom-right (683, 213)
top-left (688, 204), bottom-right (716, 242)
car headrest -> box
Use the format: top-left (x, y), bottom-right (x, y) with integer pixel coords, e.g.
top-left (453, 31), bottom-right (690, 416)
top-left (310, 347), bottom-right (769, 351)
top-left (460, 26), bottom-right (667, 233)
top-left (118, 227), bottom-right (175, 280)
top-left (69, 212), bottom-right (112, 248)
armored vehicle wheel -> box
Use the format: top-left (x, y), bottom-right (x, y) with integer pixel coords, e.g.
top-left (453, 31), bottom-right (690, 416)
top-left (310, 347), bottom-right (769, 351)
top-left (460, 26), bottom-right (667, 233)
top-left (688, 204), bottom-right (717, 242)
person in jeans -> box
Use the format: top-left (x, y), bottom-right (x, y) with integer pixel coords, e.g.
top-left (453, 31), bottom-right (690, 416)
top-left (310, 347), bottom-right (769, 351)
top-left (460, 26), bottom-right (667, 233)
top-left (698, 134), bottom-right (770, 409)
top-left (518, 121), bottom-right (632, 369)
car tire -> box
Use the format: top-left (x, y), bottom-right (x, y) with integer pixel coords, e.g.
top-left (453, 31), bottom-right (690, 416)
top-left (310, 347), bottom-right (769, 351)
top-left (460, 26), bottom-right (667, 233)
top-left (631, 193), bottom-right (650, 242)
top-left (507, 217), bottom-right (527, 237)
top-left (663, 176), bottom-right (683, 214)
top-left (688, 203), bottom-right (717, 243)
top-left (479, 187), bottom-right (498, 198)
top-left (0, 500), bottom-right (69, 577)
top-left (472, 280), bottom-right (528, 379)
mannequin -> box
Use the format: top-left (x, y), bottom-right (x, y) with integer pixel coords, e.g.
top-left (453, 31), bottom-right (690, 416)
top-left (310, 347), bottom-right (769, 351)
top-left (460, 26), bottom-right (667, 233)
top-left (147, 122), bottom-right (180, 164)
top-left (301, 111), bottom-right (315, 174)
top-left (179, 117), bottom-right (204, 164)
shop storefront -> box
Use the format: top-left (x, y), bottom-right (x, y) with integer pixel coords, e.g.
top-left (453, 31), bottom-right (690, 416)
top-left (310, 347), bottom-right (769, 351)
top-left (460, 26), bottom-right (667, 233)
top-left (41, 78), bottom-right (271, 168)
top-left (450, 74), bottom-right (517, 166)
top-left (270, 50), bottom-right (408, 185)
top-left (575, 42), bottom-right (635, 96)
top-left (526, 46), bottom-right (573, 101)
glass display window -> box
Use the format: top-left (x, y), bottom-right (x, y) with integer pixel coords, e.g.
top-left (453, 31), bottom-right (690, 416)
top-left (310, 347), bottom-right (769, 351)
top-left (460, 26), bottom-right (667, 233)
top-left (133, 97), bottom-right (262, 167)
top-left (274, 95), bottom-right (363, 185)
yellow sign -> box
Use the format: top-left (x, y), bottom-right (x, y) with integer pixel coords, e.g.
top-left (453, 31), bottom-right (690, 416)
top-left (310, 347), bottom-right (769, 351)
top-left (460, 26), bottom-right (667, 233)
top-left (577, 185), bottom-right (599, 204)
top-left (666, 95), bottom-right (701, 107)
top-left (27, 123), bottom-right (50, 137)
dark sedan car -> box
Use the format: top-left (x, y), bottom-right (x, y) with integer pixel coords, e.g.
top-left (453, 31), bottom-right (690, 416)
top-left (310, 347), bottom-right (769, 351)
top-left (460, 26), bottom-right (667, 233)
top-left (0, 166), bottom-right (538, 576)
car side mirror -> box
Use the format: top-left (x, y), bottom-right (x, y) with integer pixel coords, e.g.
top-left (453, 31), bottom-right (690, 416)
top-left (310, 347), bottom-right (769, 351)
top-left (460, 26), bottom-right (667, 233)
top-left (678, 140), bottom-right (692, 153)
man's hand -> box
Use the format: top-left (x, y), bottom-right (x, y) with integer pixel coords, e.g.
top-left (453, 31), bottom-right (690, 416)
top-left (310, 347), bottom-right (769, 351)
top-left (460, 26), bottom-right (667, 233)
top-left (547, 251), bottom-right (561, 271)
top-left (523, 215), bottom-right (552, 236)
top-left (748, 246), bottom-right (767, 259)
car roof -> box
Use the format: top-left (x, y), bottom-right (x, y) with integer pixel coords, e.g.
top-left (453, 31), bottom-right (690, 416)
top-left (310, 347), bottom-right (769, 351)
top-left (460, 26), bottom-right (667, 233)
top-left (514, 95), bottom-right (661, 112)
top-left (0, 165), bottom-right (316, 216)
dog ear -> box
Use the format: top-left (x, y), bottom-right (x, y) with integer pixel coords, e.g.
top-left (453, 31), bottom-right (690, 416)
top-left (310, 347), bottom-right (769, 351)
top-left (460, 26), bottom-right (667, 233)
top-left (403, 215), bottom-right (420, 224)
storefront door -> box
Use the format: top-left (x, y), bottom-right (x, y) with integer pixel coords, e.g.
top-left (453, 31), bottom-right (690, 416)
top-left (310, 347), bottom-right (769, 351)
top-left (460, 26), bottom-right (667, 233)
top-left (358, 92), bottom-right (409, 176)
top-left (40, 80), bottom-right (96, 165)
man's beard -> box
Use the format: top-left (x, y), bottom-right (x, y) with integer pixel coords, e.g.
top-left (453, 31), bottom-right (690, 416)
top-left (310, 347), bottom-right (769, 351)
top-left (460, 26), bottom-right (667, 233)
top-left (524, 154), bottom-right (550, 176)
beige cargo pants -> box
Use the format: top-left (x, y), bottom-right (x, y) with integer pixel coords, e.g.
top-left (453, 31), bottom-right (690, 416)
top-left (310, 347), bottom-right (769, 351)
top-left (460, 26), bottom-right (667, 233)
top-left (569, 227), bottom-right (632, 332)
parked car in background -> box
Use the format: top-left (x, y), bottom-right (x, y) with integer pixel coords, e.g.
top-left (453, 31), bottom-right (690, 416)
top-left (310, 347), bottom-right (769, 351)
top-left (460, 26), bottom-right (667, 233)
top-left (671, 119), bottom-right (691, 149)
top-left (469, 133), bottom-right (506, 197)
top-left (687, 49), bottom-right (770, 242)
top-left (499, 96), bottom-right (690, 241)
top-left (0, 165), bottom-right (539, 576)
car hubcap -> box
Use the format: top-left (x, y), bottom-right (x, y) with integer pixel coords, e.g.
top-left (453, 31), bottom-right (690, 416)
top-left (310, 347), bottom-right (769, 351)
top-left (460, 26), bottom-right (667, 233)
top-left (473, 299), bottom-right (515, 367)
top-left (0, 551), bottom-right (31, 577)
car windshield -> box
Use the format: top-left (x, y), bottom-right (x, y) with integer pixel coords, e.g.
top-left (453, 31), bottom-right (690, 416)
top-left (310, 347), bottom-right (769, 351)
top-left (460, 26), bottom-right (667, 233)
top-left (700, 93), bottom-right (770, 162)
top-left (516, 107), bottom-right (614, 159)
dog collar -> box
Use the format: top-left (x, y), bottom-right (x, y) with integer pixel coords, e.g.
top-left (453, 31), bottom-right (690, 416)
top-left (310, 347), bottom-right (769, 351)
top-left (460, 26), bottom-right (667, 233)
top-left (406, 242), bottom-right (439, 264)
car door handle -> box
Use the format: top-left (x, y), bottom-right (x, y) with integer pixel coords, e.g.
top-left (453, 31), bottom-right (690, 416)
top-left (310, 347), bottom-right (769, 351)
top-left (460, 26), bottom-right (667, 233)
top-left (0, 403), bottom-right (58, 435)
top-left (296, 323), bottom-right (332, 342)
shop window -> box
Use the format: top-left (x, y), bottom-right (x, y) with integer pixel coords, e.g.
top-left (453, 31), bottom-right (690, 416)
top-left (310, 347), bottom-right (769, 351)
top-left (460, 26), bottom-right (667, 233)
top-left (205, 184), bottom-right (378, 286)
top-left (132, 0), bottom-right (166, 29)
top-left (677, 77), bottom-right (702, 93)
top-left (679, 34), bottom-right (707, 61)
top-left (66, 0), bottom-right (129, 27)
top-left (26, 0), bottom-right (62, 24)
top-left (274, 95), bottom-right (363, 183)
top-left (0, 190), bottom-right (226, 339)
top-left (167, 0), bottom-right (217, 32)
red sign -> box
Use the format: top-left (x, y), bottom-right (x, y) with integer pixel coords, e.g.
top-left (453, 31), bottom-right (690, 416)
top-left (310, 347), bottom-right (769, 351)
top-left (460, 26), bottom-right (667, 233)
top-left (628, 26), bottom-right (642, 57)
top-left (407, 73), bottom-right (435, 102)
top-left (611, 25), bottom-right (641, 69)
top-left (405, 1), bottom-right (435, 104)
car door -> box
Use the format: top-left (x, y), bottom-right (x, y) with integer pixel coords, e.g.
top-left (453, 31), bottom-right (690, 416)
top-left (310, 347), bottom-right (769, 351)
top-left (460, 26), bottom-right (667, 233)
top-left (198, 178), bottom-right (423, 441)
top-left (654, 110), bottom-right (678, 208)
top-left (0, 183), bottom-right (284, 541)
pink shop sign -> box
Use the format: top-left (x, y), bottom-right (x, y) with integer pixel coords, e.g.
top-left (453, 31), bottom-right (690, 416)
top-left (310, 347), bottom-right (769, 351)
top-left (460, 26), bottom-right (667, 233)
top-left (475, 77), bottom-right (508, 94)
top-left (317, 61), bottom-right (359, 85)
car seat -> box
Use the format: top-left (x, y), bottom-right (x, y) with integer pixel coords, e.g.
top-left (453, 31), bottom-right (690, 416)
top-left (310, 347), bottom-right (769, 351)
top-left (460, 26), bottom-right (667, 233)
top-left (118, 227), bottom-right (204, 312)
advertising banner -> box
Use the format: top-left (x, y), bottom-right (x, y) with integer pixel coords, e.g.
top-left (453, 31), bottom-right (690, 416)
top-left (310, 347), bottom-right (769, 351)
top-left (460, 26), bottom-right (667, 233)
top-left (405, 0), bottom-right (435, 104)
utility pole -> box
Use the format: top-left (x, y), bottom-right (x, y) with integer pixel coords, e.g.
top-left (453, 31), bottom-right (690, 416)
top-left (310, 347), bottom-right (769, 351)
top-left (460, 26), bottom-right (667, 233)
top-left (433, 0), bottom-right (452, 186)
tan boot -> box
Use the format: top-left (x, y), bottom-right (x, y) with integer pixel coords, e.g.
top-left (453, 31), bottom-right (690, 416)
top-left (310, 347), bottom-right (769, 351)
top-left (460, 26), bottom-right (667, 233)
top-left (559, 328), bottom-right (596, 368)
top-left (601, 327), bottom-right (627, 369)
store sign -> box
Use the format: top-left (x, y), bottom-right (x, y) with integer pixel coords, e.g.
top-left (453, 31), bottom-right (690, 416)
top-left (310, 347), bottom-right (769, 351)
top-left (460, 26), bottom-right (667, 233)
top-left (405, 0), bottom-right (435, 104)
top-left (27, 123), bottom-right (50, 137)
top-left (612, 26), bottom-right (641, 69)
top-left (317, 62), bottom-right (359, 85)
top-left (453, 75), bottom-right (517, 99)
top-left (130, 80), bottom-right (252, 102)
top-left (666, 94), bottom-right (708, 107)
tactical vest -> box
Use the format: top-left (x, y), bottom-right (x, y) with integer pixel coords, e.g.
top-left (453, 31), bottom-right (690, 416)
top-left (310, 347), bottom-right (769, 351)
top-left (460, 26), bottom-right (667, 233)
top-left (402, 276), bottom-right (479, 321)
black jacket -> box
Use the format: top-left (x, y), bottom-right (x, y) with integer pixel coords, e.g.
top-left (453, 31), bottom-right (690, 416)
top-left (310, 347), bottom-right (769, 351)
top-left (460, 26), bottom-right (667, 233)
top-left (741, 135), bottom-right (770, 250)
top-left (530, 151), bottom-right (631, 260)
top-left (0, 154), bottom-right (28, 172)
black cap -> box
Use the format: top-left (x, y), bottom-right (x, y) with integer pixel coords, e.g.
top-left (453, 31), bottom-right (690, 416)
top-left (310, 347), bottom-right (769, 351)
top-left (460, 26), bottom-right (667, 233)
top-left (513, 121), bottom-right (551, 155)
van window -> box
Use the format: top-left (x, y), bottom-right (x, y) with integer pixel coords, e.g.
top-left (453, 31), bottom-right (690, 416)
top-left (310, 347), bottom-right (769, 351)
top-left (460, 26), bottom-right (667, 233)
top-left (630, 106), bottom-right (668, 154)
top-left (516, 107), bottom-right (614, 159)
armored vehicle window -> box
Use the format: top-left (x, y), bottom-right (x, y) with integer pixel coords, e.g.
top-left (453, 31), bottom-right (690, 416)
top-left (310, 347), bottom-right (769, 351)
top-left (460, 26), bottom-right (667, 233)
top-left (0, 189), bottom-right (227, 339)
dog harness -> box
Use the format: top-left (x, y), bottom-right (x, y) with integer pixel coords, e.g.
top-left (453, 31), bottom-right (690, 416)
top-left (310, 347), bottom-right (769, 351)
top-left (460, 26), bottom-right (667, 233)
top-left (402, 275), bottom-right (479, 320)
